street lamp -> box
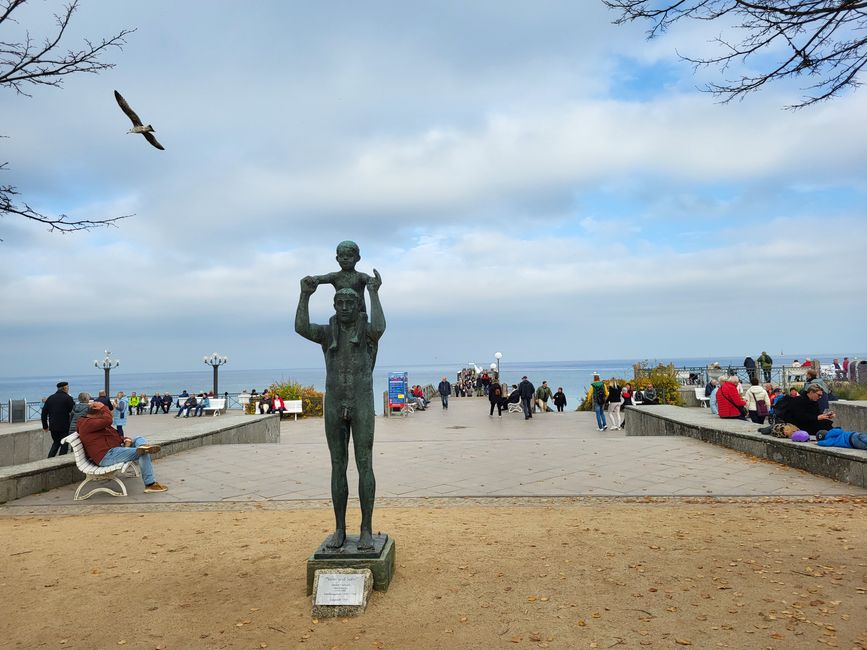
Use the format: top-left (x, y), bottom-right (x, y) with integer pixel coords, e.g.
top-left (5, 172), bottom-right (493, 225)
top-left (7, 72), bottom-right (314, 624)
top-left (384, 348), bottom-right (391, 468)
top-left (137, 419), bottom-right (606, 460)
top-left (94, 350), bottom-right (120, 396)
top-left (494, 351), bottom-right (502, 377)
top-left (203, 352), bottom-right (228, 396)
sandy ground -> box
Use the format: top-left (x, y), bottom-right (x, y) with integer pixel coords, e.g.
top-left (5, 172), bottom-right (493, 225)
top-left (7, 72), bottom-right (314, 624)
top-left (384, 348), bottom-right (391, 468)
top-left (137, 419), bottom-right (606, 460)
top-left (1, 499), bottom-right (865, 649)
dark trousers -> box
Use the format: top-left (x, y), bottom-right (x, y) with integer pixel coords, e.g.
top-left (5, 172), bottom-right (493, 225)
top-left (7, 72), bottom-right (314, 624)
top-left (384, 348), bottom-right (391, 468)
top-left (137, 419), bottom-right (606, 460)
top-left (489, 400), bottom-right (502, 416)
top-left (748, 411), bottom-right (766, 424)
top-left (762, 369), bottom-right (772, 382)
top-left (47, 430), bottom-right (69, 457)
top-left (556, 404), bottom-right (564, 412)
top-left (521, 397), bottom-right (533, 418)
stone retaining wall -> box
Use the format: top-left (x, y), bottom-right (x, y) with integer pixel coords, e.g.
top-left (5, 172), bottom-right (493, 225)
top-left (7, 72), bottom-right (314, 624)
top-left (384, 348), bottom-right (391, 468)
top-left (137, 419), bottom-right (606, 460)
top-left (624, 405), bottom-right (866, 488)
top-left (0, 415), bottom-right (280, 504)
top-left (832, 400), bottom-right (867, 433)
top-left (0, 425), bottom-right (51, 467)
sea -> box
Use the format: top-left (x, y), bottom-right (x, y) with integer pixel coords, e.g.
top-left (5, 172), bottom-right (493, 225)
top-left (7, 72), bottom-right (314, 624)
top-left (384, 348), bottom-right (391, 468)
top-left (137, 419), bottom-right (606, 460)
top-left (1, 353), bottom-right (860, 404)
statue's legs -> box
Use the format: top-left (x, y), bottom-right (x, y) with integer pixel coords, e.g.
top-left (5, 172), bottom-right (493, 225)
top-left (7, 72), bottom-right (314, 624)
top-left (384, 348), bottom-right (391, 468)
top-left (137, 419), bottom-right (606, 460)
top-left (324, 407), bottom-right (351, 548)
top-left (352, 405), bottom-right (376, 550)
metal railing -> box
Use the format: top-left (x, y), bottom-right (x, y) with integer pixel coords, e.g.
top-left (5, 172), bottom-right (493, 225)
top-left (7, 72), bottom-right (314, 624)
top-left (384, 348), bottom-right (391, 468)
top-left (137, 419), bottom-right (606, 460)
top-left (661, 365), bottom-right (825, 390)
top-left (0, 402), bottom-right (7, 423)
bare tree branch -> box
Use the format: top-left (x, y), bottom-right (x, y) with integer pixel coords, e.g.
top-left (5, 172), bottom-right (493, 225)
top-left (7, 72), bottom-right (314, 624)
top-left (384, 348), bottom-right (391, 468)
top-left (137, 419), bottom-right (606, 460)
top-left (603, 0), bottom-right (867, 108)
top-left (1, 0), bottom-right (135, 238)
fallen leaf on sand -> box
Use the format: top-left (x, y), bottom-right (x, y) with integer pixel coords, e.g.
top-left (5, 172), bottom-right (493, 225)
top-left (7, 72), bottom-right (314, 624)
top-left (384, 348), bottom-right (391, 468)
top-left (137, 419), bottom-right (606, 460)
top-left (675, 640), bottom-right (692, 646)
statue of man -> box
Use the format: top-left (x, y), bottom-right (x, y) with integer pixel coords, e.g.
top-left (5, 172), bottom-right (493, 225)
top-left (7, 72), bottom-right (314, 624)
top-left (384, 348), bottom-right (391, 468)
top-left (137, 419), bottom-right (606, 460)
top-left (295, 263), bottom-right (385, 551)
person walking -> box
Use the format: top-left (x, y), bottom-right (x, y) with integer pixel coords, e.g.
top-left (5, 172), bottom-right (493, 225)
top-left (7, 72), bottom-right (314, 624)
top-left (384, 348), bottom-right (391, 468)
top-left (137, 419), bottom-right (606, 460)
top-left (620, 383), bottom-right (633, 428)
top-left (587, 374), bottom-right (608, 430)
top-left (607, 379), bottom-right (623, 430)
top-left (553, 387), bottom-right (567, 412)
top-left (488, 381), bottom-right (504, 417)
top-left (113, 391), bottom-right (129, 437)
top-left (41, 381), bottom-right (75, 457)
top-left (518, 376), bottom-right (535, 419)
top-left (534, 381), bottom-right (553, 413)
top-left (437, 377), bottom-right (451, 409)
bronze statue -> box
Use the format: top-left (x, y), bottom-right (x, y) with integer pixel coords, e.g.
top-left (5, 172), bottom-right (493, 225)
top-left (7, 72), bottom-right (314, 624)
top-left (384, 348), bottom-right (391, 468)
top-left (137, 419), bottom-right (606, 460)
top-left (295, 242), bottom-right (385, 551)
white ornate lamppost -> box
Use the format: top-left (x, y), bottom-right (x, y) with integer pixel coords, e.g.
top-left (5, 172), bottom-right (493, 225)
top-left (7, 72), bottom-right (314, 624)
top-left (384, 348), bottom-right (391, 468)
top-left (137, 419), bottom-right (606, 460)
top-left (94, 350), bottom-right (120, 396)
top-left (203, 352), bottom-right (229, 396)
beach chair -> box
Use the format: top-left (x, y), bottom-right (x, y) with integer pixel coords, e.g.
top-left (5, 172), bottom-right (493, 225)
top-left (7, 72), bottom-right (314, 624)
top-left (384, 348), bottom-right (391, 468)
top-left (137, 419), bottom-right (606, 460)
top-left (61, 431), bottom-right (140, 501)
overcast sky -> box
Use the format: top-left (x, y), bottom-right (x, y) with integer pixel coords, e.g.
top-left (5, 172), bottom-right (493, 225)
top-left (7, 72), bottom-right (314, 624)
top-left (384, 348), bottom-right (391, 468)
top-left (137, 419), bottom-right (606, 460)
top-left (1, 0), bottom-right (865, 378)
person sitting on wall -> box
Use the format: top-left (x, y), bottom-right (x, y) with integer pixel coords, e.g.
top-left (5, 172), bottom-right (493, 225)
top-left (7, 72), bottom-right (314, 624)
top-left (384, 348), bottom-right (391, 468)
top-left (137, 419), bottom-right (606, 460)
top-left (716, 376), bottom-right (747, 421)
top-left (783, 384), bottom-right (835, 436)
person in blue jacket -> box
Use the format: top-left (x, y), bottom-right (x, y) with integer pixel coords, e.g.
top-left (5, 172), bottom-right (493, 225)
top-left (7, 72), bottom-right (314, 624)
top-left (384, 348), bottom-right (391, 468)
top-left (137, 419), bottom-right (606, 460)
top-left (817, 428), bottom-right (867, 450)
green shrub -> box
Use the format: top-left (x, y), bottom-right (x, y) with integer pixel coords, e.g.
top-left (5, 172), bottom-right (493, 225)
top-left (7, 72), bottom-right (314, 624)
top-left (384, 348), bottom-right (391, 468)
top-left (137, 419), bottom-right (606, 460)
top-left (828, 381), bottom-right (867, 401)
top-left (578, 377), bottom-right (631, 411)
top-left (251, 381), bottom-right (324, 417)
top-left (631, 362), bottom-right (682, 406)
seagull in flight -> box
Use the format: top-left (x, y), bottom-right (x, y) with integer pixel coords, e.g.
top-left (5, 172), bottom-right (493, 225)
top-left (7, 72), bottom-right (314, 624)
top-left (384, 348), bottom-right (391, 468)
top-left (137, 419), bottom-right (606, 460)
top-left (114, 90), bottom-right (165, 150)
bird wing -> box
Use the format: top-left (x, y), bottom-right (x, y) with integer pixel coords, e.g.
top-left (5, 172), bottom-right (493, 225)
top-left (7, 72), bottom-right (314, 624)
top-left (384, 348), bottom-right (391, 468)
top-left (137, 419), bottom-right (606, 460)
top-left (114, 90), bottom-right (143, 126)
top-left (143, 131), bottom-right (165, 151)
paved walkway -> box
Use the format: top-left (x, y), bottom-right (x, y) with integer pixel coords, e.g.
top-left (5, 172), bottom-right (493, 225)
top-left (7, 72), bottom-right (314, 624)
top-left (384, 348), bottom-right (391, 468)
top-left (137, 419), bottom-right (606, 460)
top-left (5, 397), bottom-right (865, 510)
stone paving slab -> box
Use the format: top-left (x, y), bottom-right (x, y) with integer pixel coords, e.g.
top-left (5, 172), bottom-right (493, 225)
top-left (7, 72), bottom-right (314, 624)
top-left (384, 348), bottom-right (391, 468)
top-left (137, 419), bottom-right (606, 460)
top-left (5, 397), bottom-right (865, 510)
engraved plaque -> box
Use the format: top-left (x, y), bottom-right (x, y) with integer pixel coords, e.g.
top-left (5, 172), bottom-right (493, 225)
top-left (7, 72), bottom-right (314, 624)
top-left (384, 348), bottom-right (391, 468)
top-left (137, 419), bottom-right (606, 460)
top-left (314, 573), bottom-right (366, 606)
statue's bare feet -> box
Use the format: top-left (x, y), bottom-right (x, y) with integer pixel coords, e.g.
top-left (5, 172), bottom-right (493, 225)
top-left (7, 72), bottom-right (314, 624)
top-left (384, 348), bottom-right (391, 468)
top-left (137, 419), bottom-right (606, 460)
top-left (357, 530), bottom-right (374, 551)
top-left (326, 529), bottom-right (346, 549)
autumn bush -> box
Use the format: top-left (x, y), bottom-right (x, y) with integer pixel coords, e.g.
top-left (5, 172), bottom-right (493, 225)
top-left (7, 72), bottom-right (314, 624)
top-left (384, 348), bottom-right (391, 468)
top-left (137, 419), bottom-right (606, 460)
top-left (246, 381), bottom-right (324, 417)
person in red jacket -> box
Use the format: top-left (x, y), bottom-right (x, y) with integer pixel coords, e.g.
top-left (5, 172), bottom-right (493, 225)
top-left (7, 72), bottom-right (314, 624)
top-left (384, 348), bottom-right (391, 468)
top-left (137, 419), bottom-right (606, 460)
top-left (716, 376), bottom-right (747, 420)
top-left (77, 401), bottom-right (168, 493)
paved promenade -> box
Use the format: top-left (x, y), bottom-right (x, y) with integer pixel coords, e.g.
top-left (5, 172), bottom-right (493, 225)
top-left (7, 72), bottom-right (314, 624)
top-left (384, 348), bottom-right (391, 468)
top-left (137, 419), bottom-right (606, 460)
top-left (5, 397), bottom-right (864, 510)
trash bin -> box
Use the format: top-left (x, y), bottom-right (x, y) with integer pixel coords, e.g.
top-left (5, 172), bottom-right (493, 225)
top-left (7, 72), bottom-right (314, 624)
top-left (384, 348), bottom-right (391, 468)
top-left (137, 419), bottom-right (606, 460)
top-left (852, 360), bottom-right (867, 386)
top-left (9, 399), bottom-right (26, 423)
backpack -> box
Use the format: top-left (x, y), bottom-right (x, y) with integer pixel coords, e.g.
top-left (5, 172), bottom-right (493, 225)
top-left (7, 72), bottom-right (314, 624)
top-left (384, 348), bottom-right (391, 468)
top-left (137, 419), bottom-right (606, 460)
top-left (754, 392), bottom-right (769, 418)
top-left (593, 384), bottom-right (606, 405)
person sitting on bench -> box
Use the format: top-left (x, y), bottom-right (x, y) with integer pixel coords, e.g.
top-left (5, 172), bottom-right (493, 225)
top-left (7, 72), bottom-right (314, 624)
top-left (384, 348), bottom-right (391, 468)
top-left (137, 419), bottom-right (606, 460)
top-left (638, 383), bottom-right (660, 405)
top-left (77, 401), bottom-right (167, 493)
top-left (176, 394), bottom-right (197, 418)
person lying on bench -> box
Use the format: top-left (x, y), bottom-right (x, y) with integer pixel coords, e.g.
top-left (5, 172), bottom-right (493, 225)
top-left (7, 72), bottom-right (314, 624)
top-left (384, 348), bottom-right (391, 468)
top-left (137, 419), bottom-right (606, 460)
top-left (77, 401), bottom-right (168, 493)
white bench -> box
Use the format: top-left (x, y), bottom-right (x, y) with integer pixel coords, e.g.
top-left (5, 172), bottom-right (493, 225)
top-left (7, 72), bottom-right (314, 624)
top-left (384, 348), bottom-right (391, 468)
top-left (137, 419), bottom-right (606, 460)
top-left (694, 387), bottom-right (710, 408)
top-left (202, 398), bottom-right (226, 416)
top-left (61, 431), bottom-right (140, 501)
top-left (282, 399), bottom-right (303, 420)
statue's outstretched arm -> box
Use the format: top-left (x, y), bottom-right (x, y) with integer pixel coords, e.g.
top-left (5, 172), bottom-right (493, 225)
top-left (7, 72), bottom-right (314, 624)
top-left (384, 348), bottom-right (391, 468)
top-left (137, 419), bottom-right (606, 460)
top-left (367, 269), bottom-right (386, 340)
top-left (295, 276), bottom-right (324, 342)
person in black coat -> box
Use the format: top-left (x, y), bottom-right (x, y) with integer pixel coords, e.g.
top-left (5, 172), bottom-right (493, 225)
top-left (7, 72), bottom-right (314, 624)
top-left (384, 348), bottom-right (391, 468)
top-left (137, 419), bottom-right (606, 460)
top-left (743, 356), bottom-right (757, 382)
top-left (784, 385), bottom-right (835, 435)
top-left (518, 376), bottom-right (535, 419)
top-left (488, 382), bottom-right (504, 417)
top-left (553, 387), bottom-right (568, 412)
top-left (41, 381), bottom-right (75, 457)
top-left (437, 377), bottom-right (451, 409)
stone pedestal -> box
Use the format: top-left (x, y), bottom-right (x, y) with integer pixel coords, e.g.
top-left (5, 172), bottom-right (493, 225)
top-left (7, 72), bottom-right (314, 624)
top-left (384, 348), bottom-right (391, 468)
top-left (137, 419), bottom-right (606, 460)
top-left (306, 533), bottom-right (395, 595)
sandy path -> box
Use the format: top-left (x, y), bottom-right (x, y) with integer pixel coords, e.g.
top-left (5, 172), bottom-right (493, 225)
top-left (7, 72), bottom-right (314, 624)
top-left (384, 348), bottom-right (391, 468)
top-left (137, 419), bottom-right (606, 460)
top-left (2, 499), bottom-right (865, 649)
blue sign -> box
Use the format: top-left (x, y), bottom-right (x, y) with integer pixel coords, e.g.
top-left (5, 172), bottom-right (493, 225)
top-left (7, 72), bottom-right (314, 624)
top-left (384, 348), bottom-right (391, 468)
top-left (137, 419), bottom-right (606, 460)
top-left (388, 372), bottom-right (408, 408)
